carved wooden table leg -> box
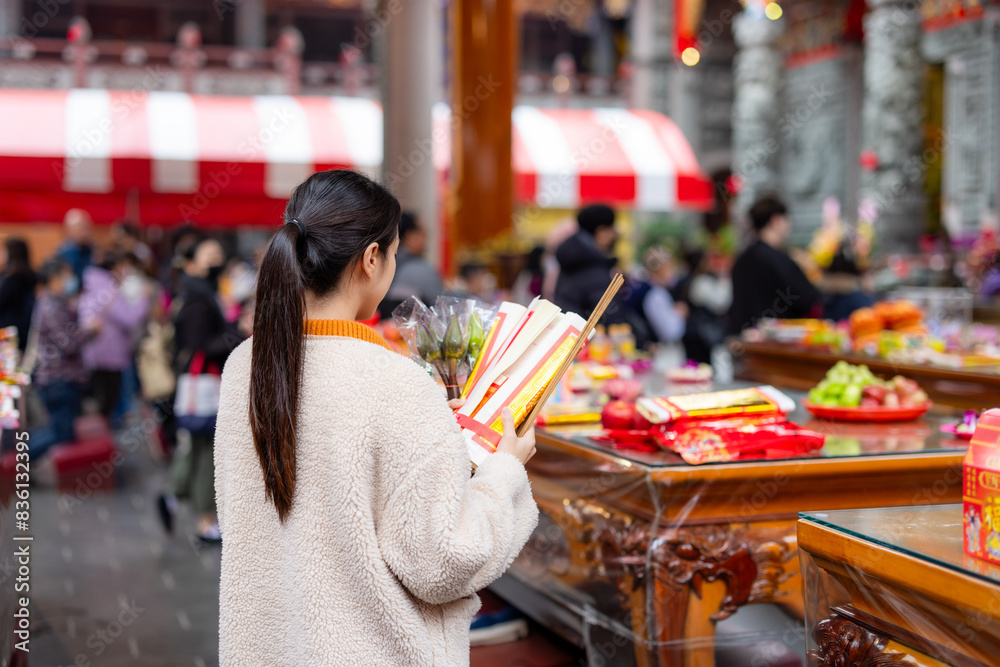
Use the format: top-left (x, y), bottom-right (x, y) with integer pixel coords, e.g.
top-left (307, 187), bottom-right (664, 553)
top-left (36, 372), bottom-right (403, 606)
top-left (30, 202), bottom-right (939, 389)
top-left (809, 615), bottom-right (915, 667)
top-left (648, 524), bottom-right (796, 667)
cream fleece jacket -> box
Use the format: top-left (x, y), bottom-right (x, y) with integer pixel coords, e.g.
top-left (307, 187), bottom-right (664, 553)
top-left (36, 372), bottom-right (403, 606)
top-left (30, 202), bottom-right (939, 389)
top-left (214, 336), bottom-right (539, 666)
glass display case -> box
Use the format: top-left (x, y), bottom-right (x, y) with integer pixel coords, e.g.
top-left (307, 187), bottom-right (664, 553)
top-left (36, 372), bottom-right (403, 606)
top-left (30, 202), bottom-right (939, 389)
top-left (494, 384), bottom-right (967, 666)
top-left (798, 504), bottom-right (1000, 666)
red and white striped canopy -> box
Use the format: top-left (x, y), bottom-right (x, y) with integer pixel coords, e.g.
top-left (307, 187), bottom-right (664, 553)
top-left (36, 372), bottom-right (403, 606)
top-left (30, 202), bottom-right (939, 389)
top-left (0, 89), bottom-right (712, 225)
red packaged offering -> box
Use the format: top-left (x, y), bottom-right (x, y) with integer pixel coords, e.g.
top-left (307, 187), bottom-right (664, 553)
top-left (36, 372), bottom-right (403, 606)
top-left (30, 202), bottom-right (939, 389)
top-left (652, 416), bottom-right (825, 464)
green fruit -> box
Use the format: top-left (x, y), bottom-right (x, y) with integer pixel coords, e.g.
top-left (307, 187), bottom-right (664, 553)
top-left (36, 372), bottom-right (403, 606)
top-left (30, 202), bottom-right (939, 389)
top-left (808, 388), bottom-right (824, 403)
top-left (823, 383), bottom-right (845, 398)
top-left (824, 437), bottom-right (862, 456)
top-left (839, 384), bottom-right (863, 407)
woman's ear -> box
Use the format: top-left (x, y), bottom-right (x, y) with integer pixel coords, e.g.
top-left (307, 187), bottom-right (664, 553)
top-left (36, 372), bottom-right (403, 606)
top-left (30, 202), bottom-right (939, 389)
top-left (360, 242), bottom-right (380, 280)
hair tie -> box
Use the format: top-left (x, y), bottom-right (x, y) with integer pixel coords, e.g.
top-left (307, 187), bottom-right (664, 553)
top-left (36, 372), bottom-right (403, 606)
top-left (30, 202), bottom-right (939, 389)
top-left (286, 217), bottom-right (307, 240)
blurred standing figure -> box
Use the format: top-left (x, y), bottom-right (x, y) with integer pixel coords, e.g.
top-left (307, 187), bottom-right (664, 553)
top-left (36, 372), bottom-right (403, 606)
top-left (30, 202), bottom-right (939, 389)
top-left (638, 248), bottom-right (687, 345)
top-left (511, 245), bottom-right (545, 306)
top-left (110, 222), bottom-right (154, 274)
top-left (80, 252), bottom-right (151, 420)
top-left (57, 209), bottom-right (95, 281)
top-left (728, 196), bottom-right (822, 334)
top-left (680, 251), bottom-right (733, 364)
top-left (378, 212), bottom-right (443, 317)
top-left (29, 258), bottom-right (98, 460)
top-left (554, 204), bottom-right (628, 324)
top-left (159, 238), bottom-right (239, 544)
top-left (0, 238), bottom-right (37, 353)
top-left (449, 262), bottom-right (499, 303)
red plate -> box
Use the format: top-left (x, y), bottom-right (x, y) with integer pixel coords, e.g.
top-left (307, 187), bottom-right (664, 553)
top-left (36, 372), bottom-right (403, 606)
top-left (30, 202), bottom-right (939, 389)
top-left (803, 401), bottom-right (932, 422)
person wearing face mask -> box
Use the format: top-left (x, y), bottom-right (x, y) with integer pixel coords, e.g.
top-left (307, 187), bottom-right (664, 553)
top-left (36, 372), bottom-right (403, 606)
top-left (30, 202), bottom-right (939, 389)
top-left (159, 237), bottom-right (243, 544)
top-left (29, 258), bottom-right (100, 460)
top-left (79, 251), bottom-right (151, 421)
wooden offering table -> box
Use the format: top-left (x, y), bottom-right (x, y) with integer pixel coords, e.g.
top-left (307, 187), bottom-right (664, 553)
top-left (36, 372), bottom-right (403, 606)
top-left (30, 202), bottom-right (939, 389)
top-left (732, 340), bottom-right (1000, 411)
top-left (492, 390), bottom-right (966, 667)
top-left (798, 505), bottom-right (1000, 666)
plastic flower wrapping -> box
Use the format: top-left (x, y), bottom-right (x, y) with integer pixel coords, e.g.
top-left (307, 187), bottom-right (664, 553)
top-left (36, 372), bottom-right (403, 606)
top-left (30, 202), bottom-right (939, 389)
top-left (392, 296), bottom-right (499, 400)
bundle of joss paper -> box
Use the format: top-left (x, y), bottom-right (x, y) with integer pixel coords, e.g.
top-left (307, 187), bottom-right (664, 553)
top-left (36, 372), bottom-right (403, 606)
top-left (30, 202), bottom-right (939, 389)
top-left (631, 386), bottom-right (825, 464)
top-left (396, 278), bottom-right (626, 465)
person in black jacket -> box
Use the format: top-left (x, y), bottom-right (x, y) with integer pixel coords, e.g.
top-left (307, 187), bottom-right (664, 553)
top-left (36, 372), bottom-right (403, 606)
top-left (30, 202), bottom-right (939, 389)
top-left (0, 238), bottom-right (37, 353)
top-left (728, 195), bottom-right (822, 335)
top-left (553, 204), bottom-right (630, 325)
top-left (159, 237), bottom-right (241, 545)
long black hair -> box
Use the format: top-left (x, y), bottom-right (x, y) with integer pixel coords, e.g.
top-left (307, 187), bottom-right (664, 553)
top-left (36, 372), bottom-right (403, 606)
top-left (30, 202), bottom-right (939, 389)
top-left (250, 169), bottom-right (401, 522)
top-left (3, 238), bottom-right (31, 277)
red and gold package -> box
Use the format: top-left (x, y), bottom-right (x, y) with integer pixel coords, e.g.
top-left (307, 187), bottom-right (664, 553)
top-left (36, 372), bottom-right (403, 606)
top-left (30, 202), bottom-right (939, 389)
top-left (652, 416), bottom-right (825, 464)
top-left (964, 409), bottom-right (1000, 565)
top-left (636, 386), bottom-right (795, 425)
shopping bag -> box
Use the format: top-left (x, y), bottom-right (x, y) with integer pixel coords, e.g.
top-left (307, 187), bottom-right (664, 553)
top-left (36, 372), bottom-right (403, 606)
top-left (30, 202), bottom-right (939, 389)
top-left (173, 352), bottom-right (220, 435)
top-left (137, 321), bottom-right (176, 401)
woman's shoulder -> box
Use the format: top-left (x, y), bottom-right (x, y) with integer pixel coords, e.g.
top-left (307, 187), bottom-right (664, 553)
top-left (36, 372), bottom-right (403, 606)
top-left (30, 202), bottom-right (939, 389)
top-left (223, 336), bottom-right (438, 397)
top-left (304, 337), bottom-right (431, 381)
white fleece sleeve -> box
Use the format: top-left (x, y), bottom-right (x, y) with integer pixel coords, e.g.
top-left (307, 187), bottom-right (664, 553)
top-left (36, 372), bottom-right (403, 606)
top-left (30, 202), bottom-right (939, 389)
top-left (374, 363), bottom-right (539, 606)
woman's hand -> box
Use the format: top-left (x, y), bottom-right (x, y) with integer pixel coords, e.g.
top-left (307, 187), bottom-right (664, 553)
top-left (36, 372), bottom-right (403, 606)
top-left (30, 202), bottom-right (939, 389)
top-left (496, 407), bottom-right (536, 465)
top-left (448, 398), bottom-right (466, 411)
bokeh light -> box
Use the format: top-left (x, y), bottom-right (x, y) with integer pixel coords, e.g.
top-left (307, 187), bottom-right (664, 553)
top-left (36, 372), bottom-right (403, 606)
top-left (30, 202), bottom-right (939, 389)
top-left (765, 2), bottom-right (783, 19)
top-left (681, 47), bottom-right (701, 67)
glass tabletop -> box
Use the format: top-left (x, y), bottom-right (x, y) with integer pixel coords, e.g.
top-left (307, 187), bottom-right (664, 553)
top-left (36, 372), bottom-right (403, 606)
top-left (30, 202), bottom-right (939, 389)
top-left (800, 504), bottom-right (1000, 586)
top-left (540, 380), bottom-right (969, 469)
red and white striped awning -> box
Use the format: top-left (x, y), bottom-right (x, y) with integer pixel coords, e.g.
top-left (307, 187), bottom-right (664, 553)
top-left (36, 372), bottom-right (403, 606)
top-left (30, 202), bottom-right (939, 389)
top-left (0, 89), bottom-right (381, 225)
top-left (0, 89), bottom-right (712, 225)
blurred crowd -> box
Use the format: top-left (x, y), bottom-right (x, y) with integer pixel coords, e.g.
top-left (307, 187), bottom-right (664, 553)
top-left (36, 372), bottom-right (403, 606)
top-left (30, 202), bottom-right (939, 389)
top-left (0, 210), bottom-right (256, 543)
top-left (2, 194), bottom-right (996, 542)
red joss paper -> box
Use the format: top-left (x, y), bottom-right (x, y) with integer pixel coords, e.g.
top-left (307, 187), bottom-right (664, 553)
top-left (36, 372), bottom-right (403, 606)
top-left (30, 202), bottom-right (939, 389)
top-left (651, 416), bottom-right (825, 464)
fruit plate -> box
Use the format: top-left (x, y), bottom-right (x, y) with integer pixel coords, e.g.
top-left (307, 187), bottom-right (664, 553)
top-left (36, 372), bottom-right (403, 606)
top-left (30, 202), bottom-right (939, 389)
top-left (803, 401), bottom-right (932, 422)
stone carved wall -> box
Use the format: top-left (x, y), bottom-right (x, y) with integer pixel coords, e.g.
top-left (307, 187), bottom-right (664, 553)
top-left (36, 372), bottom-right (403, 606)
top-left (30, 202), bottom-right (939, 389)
top-left (779, 56), bottom-right (850, 240)
top-left (732, 12), bottom-right (785, 219)
top-left (860, 0), bottom-right (926, 249)
top-left (924, 16), bottom-right (1000, 237)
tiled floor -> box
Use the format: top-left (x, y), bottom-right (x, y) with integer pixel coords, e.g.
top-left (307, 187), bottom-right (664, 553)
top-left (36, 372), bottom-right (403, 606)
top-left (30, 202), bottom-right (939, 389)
top-left (33, 441), bottom-right (221, 667)
top-left (30, 415), bottom-right (802, 667)
top-left (30, 422), bottom-right (583, 667)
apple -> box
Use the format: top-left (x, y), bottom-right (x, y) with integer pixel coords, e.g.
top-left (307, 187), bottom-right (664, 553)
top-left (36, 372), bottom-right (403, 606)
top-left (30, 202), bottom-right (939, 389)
top-left (860, 396), bottom-right (881, 408)
top-left (633, 412), bottom-right (653, 431)
top-left (903, 389), bottom-right (929, 406)
top-left (883, 392), bottom-right (900, 408)
top-left (892, 375), bottom-right (919, 398)
top-left (605, 378), bottom-right (643, 402)
top-left (602, 400), bottom-right (637, 430)
top-left (862, 385), bottom-right (887, 402)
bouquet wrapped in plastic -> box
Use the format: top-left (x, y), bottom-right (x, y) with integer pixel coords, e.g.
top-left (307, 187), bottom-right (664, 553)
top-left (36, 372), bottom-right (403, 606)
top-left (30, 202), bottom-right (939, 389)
top-left (392, 296), bottom-right (499, 400)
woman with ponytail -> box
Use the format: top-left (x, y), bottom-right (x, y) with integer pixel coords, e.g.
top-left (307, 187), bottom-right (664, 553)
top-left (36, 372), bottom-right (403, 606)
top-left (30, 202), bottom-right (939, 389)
top-left (214, 170), bottom-right (538, 666)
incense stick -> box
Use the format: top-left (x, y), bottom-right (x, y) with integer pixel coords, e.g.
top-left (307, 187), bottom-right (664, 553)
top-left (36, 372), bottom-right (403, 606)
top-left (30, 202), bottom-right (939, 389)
top-left (517, 273), bottom-right (625, 436)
